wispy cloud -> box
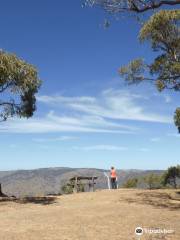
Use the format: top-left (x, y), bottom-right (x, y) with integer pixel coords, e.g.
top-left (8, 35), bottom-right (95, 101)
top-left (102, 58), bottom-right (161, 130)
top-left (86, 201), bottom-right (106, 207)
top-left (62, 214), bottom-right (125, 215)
top-left (72, 145), bottom-right (151, 152)
top-left (164, 95), bottom-right (172, 104)
top-left (38, 89), bottom-right (172, 123)
top-left (138, 148), bottom-right (150, 152)
top-left (0, 89), bottom-right (172, 134)
top-left (0, 111), bottom-right (134, 134)
top-left (167, 133), bottom-right (180, 138)
top-left (72, 145), bottom-right (128, 151)
top-left (150, 137), bottom-right (160, 142)
top-left (32, 136), bottom-right (78, 142)
top-left (154, 93), bottom-right (172, 104)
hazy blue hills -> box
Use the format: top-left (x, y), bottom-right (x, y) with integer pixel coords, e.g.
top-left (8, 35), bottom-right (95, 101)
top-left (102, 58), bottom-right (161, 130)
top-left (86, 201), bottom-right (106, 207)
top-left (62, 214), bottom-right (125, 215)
top-left (0, 167), bottom-right (164, 197)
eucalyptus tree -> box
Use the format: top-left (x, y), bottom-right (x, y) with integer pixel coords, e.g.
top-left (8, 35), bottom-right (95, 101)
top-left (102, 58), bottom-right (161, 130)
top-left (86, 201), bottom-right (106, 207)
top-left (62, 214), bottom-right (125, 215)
top-left (85, 1), bottom-right (180, 131)
top-left (0, 51), bottom-right (41, 121)
top-left (119, 10), bottom-right (180, 131)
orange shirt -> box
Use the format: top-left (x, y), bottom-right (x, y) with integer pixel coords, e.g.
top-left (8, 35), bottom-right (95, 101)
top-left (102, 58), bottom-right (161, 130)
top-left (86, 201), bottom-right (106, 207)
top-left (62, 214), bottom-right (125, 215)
top-left (110, 169), bottom-right (117, 178)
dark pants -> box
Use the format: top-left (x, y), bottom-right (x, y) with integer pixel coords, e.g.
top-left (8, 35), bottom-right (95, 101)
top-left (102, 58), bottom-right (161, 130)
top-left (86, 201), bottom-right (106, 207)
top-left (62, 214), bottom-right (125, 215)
top-left (111, 178), bottom-right (117, 189)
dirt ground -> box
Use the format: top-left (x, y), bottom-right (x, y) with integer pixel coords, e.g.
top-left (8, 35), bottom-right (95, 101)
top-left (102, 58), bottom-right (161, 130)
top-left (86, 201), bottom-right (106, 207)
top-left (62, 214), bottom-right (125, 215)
top-left (0, 189), bottom-right (179, 240)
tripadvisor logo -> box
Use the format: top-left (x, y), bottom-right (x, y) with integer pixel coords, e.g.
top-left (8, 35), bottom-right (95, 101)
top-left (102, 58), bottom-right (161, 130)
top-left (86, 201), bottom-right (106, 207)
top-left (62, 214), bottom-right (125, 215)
top-left (135, 227), bottom-right (143, 236)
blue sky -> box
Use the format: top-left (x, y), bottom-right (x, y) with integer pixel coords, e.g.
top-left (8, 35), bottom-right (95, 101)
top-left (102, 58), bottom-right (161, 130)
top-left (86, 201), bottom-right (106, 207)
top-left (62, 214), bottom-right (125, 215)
top-left (0, 0), bottom-right (179, 171)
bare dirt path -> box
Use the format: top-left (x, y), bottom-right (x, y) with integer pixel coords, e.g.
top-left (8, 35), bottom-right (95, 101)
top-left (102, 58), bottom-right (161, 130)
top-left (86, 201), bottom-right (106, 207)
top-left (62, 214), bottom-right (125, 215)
top-left (0, 189), bottom-right (179, 240)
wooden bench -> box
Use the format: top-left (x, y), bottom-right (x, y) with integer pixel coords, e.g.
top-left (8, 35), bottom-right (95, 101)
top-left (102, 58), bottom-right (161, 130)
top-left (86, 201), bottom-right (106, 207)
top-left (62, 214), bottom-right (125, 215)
top-left (69, 176), bottom-right (98, 193)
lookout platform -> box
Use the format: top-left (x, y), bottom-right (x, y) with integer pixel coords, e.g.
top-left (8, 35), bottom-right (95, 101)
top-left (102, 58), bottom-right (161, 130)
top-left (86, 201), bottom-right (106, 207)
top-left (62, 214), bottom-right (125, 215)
top-left (69, 176), bottom-right (98, 193)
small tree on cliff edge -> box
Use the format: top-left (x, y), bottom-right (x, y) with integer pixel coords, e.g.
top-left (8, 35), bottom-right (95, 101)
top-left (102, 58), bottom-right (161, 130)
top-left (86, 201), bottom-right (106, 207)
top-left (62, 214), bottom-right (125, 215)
top-left (162, 165), bottom-right (180, 189)
top-left (143, 173), bottom-right (163, 190)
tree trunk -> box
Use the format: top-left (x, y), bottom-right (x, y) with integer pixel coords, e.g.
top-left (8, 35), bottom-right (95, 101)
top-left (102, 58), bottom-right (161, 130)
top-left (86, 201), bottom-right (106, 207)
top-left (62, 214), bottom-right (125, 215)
top-left (173, 178), bottom-right (177, 189)
top-left (0, 183), bottom-right (7, 197)
top-left (0, 183), bottom-right (2, 196)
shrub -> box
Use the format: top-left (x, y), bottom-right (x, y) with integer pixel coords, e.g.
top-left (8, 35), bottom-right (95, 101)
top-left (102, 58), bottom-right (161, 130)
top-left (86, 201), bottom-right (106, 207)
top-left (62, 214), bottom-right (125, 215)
top-left (123, 178), bottom-right (138, 188)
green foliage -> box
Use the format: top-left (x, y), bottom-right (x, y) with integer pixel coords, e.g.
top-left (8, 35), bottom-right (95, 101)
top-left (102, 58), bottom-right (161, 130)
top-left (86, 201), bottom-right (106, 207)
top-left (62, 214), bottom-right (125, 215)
top-left (120, 10), bottom-right (180, 89)
top-left (143, 173), bottom-right (163, 190)
top-left (139, 10), bottom-right (180, 43)
top-left (119, 10), bottom-right (180, 131)
top-left (121, 167), bottom-right (180, 190)
top-left (0, 50), bottom-right (41, 120)
top-left (119, 58), bottom-right (147, 84)
top-left (162, 165), bottom-right (180, 189)
top-left (123, 177), bottom-right (138, 188)
top-left (123, 174), bottom-right (164, 189)
top-left (174, 108), bottom-right (180, 133)
top-left (78, 181), bottom-right (85, 192)
top-left (61, 180), bottom-right (85, 194)
top-left (61, 184), bottom-right (74, 194)
top-left (140, 10), bottom-right (180, 90)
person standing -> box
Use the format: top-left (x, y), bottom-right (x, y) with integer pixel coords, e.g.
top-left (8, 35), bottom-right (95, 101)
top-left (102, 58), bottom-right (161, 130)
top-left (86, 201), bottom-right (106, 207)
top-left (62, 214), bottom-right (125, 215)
top-left (110, 166), bottom-right (117, 189)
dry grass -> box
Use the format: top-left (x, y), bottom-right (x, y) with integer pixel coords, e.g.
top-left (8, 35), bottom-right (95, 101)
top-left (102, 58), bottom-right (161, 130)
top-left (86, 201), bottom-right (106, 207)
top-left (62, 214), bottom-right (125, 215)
top-left (0, 189), bottom-right (179, 240)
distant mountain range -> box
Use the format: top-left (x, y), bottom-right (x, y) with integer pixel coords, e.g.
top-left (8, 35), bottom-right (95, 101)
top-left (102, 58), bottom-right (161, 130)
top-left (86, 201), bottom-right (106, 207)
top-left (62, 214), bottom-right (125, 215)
top-left (0, 167), bottom-right (164, 197)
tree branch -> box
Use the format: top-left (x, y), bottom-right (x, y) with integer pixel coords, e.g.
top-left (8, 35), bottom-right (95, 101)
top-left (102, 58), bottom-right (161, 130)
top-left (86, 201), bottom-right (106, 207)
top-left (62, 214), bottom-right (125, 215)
top-left (88, 0), bottom-right (180, 13)
top-left (131, 0), bottom-right (180, 13)
top-left (0, 82), bottom-right (12, 93)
